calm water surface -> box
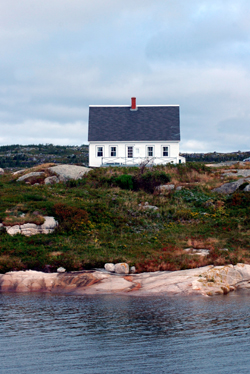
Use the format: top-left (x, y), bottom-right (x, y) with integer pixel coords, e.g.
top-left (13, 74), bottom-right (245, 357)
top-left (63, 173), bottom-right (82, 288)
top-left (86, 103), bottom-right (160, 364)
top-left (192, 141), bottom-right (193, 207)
top-left (1, 292), bottom-right (250, 373)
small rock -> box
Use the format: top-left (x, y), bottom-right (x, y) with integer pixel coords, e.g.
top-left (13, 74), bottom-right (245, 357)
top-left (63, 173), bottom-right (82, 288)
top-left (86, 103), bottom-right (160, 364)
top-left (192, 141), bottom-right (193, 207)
top-left (6, 225), bottom-right (21, 235)
top-left (130, 266), bottom-right (136, 274)
top-left (204, 200), bottom-right (214, 208)
top-left (114, 263), bottom-right (129, 274)
top-left (184, 248), bottom-right (210, 256)
top-left (176, 186), bottom-right (183, 191)
top-left (104, 263), bottom-right (115, 272)
top-left (0, 168), bottom-right (4, 175)
top-left (57, 267), bottom-right (66, 273)
top-left (40, 217), bottom-right (58, 233)
top-left (20, 223), bottom-right (38, 237)
top-left (156, 184), bottom-right (175, 192)
top-left (138, 203), bottom-right (159, 211)
top-left (193, 249), bottom-right (210, 256)
top-left (220, 248), bottom-right (229, 252)
top-left (44, 176), bottom-right (60, 185)
top-left (243, 184), bottom-right (250, 191)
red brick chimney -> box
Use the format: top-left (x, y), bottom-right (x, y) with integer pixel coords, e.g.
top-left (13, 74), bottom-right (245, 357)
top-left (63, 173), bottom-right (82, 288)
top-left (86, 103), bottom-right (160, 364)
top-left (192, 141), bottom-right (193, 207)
top-left (131, 97), bottom-right (136, 110)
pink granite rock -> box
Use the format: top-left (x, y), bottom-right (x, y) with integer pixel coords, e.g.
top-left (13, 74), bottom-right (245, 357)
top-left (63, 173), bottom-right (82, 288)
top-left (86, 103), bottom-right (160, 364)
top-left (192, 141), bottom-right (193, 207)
top-left (1, 264), bottom-right (250, 296)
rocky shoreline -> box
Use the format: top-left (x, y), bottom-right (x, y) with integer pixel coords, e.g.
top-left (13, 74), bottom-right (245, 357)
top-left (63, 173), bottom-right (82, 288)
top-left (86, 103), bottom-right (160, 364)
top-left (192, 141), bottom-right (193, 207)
top-left (1, 263), bottom-right (250, 296)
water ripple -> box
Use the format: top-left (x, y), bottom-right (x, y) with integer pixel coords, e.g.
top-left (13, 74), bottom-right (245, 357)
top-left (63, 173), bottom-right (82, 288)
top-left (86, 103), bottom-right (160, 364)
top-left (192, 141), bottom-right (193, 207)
top-left (1, 292), bottom-right (250, 373)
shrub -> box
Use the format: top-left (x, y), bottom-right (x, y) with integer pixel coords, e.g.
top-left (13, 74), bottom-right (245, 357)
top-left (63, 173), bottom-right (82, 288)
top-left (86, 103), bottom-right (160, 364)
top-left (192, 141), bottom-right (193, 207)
top-left (53, 203), bottom-right (89, 233)
top-left (177, 162), bottom-right (211, 174)
top-left (114, 174), bottom-right (133, 190)
top-left (65, 178), bottom-right (87, 188)
top-left (0, 256), bottom-right (25, 273)
top-left (226, 192), bottom-right (250, 209)
top-left (175, 189), bottom-right (211, 207)
top-left (49, 252), bottom-right (82, 271)
top-left (134, 170), bottom-right (171, 193)
top-left (85, 202), bottom-right (116, 225)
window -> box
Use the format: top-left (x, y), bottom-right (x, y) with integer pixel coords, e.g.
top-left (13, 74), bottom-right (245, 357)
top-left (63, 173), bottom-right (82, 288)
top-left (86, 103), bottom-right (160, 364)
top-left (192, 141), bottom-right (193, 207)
top-left (127, 146), bottom-right (133, 158)
top-left (97, 146), bottom-right (103, 157)
top-left (162, 146), bottom-right (169, 157)
top-left (111, 147), bottom-right (116, 157)
top-left (147, 146), bottom-right (153, 157)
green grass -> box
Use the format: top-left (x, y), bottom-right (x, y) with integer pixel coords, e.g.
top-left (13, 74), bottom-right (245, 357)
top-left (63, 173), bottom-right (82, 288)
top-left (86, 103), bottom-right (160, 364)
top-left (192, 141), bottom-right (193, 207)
top-left (0, 163), bottom-right (250, 273)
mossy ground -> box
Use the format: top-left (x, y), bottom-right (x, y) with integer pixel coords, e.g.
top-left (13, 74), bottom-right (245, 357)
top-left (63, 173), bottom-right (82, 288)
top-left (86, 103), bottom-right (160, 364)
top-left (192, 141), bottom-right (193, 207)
top-left (0, 162), bottom-right (250, 273)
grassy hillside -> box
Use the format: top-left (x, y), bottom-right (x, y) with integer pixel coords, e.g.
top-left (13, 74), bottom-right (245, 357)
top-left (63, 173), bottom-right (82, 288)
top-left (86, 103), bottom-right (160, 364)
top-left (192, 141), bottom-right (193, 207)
top-left (0, 162), bottom-right (250, 273)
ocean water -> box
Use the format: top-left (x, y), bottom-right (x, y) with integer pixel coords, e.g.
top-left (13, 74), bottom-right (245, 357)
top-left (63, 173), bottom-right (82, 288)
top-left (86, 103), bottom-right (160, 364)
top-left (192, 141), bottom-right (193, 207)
top-left (1, 292), bottom-right (250, 374)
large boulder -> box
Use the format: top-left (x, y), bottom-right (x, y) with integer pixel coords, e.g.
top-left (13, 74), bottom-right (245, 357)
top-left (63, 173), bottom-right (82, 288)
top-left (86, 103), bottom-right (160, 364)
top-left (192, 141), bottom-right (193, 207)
top-left (222, 169), bottom-right (250, 178)
top-left (48, 165), bottom-right (91, 182)
top-left (212, 178), bottom-right (249, 194)
top-left (5, 216), bottom-right (58, 236)
top-left (17, 172), bottom-right (44, 182)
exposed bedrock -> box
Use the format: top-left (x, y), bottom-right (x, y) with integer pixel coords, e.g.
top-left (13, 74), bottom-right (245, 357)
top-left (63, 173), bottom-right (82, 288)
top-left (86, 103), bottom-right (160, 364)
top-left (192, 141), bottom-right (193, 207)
top-left (1, 264), bottom-right (250, 296)
top-left (5, 216), bottom-right (58, 236)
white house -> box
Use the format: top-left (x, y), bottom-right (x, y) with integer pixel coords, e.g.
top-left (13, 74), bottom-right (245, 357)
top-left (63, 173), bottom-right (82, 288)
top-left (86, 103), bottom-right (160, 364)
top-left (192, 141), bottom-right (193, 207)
top-left (88, 97), bottom-right (185, 167)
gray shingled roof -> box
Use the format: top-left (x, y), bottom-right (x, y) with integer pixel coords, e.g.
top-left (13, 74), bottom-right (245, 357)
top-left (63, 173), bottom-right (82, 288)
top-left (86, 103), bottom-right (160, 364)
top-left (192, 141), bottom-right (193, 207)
top-left (88, 105), bottom-right (180, 142)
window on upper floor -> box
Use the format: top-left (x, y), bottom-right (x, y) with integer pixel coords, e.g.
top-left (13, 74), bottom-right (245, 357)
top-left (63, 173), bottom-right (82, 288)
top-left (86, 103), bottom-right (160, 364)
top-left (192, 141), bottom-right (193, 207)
top-left (111, 147), bottom-right (116, 157)
top-left (97, 146), bottom-right (103, 157)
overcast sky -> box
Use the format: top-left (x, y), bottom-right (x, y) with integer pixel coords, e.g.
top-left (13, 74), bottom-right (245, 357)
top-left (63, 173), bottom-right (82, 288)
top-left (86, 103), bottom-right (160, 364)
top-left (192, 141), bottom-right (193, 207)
top-left (1, 0), bottom-right (250, 152)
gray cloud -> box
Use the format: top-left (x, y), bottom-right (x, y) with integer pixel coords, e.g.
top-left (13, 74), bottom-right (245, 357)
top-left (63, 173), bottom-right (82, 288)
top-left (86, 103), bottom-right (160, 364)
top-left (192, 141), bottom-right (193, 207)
top-left (0, 0), bottom-right (250, 152)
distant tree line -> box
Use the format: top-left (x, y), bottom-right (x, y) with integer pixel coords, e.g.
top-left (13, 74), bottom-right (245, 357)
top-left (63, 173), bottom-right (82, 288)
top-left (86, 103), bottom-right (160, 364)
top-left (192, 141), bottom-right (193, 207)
top-left (0, 144), bottom-right (89, 169)
top-left (181, 151), bottom-right (250, 163)
top-left (1, 144), bottom-right (249, 169)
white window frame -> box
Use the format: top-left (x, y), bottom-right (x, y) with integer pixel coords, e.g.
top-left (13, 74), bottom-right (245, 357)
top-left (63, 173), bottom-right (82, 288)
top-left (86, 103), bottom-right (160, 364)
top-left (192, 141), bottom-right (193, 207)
top-left (162, 146), bottom-right (169, 157)
top-left (147, 146), bottom-right (154, 157)
top-left (110, 146), bottom-right (117, 157)
top-left (96, 146), bottom-right (104, 157)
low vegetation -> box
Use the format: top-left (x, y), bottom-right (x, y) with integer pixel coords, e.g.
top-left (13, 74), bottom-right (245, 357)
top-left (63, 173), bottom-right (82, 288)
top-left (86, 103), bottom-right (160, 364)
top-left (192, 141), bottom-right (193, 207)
top-left (0, 162), bottom-right (250, 273)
